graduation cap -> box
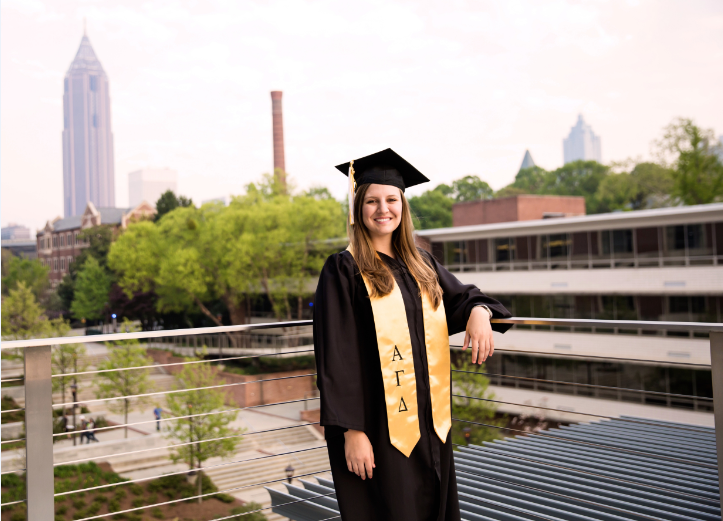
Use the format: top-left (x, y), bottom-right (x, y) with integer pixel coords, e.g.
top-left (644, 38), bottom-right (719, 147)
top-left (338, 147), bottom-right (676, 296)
top-left (336, 148), bottom-right (430, 225)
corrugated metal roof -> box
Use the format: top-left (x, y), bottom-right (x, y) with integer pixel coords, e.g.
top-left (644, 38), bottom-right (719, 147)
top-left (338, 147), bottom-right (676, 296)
top-left (268, 417), bottom-right (720, 520)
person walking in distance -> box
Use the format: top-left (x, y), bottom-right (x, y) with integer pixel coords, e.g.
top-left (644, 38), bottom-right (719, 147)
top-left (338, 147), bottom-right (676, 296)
top-left (153, 406), bottom-right (162, 431)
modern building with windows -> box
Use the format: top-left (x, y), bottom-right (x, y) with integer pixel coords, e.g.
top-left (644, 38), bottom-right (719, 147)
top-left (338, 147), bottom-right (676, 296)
top-left (417, 200), bottom-right (723, 426)
top-left (563, 114), bottom-right (602, 164)
top-left (128, 168), bottom-right (178, 208)
top-left (63, 31), bottom-right (116, 217)
top-left (37, 201), bottom-right (155, 286)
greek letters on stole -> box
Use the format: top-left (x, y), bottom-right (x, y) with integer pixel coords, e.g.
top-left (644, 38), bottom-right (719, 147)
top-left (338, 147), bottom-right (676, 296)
top-left (347, 248), bottom-right (452, 457)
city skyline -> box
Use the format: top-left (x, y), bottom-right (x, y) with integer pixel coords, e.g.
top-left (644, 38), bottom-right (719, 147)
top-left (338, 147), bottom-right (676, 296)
top-left (62, 31), bottom-right (116, 217)
top-left (563, 114), bottom-right (602, 164)
top-left (2, 1), bottom-right (722, 233)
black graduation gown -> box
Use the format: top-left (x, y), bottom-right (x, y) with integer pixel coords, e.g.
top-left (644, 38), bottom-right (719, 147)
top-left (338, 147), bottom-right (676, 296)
top-left (313, 249), bottom-right (512, 521)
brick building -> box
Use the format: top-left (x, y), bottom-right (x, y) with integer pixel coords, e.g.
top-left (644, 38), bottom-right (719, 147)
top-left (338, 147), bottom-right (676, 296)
top-left (37, 201), bottom-right (155, 286)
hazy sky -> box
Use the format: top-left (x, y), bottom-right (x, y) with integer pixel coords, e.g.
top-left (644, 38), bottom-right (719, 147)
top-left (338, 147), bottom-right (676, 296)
top-left (2, 0), bottom-right (722, 234)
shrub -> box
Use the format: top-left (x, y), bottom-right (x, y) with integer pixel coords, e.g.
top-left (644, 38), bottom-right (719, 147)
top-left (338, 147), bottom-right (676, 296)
top-left (108, 498), bottom-right (120, 512)
top-left (229, 502), bottom-right (267, 521)
top-left (132, 497), bottom-right (144, 508)
top-left (129, 483), bottom-right (143, 496)
top-left (151, 506), bottom-right (163, 519)
top-left (85, 502), bottom-right (101, 515)
top-left (72, 497), bottom-right (86, 509)
top-left (217, 493), bottom-right (235, 503)
top-left (55, 515), bottom-right (67, 521)
top-left (114, 488), bottom-right (127, 500)
top-left (93, 494), bottom-right (108, 503)
top-left (56, 504), bottom-right (68, 515)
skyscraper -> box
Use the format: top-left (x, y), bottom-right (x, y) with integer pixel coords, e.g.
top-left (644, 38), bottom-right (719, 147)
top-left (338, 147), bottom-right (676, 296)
top-left (62, 31), bottom-right (115, 217)
top-left (563, 114), bottom-right (601, 164)
top-left (270, 91), bottom-right (286, 188)
top-left (518, 149), bottom-right (536, 172)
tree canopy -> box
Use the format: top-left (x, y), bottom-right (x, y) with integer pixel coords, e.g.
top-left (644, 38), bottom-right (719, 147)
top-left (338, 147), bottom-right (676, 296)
top-left (155, 190), bottom-right (195, 222)
top-left (71, 256), bottom-right (113, 321)
top-left (2, 256), bottom-right (49, 300)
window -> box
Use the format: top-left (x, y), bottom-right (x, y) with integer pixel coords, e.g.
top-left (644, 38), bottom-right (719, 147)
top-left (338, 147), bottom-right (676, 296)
top-left (53, 258), bottom-right (58, 272)
top-left (90, 75), bottom-right (97, 91)
top-left (75, 232), bottom-right (80, 245)
top-left (60, 258), bottom-right (65, 271)
top-left (68, 256), bottom-right (73, 268)
top-left (52, 236), bottom-right (57, 248)
top-left (60, 235), bottom-right (65, 248)
top-left (67, 233), bottom-right (72, 247)
top-left (495, 238), bottom-right (513, 263)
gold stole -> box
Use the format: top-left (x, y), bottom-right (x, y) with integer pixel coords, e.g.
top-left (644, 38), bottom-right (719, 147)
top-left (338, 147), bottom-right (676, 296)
top-left (347, 248), bottom-right (451, 457)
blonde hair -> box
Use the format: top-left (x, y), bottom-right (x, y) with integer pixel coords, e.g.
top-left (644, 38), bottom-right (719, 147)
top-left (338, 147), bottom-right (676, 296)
top-left (348, 183), bottom-right (443, 309)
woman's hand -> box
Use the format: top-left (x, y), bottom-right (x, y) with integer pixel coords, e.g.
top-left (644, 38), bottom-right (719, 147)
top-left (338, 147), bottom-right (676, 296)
top-left (344, 429), bottom-right (375, 480)
top-left (463, 306), bottom-right (494, 364)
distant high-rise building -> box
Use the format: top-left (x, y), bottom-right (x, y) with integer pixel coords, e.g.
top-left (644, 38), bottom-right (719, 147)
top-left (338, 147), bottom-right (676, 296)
top-left (1, 223), bottom-right (31, 241)
top-left (563, 114), bottom-right (601, 164)
top-left (62, 30), bottom-right (115, 217)
top-left (129, 168), bottom-right (178, 207)
top-left (271, 91), bottom-right (286, 188)
top-left (519, 150), bottom-right (536, 171)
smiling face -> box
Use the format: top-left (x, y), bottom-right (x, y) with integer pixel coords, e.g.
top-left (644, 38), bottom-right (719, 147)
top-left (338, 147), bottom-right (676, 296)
top-left (361, 183), bottom-right (403, 240)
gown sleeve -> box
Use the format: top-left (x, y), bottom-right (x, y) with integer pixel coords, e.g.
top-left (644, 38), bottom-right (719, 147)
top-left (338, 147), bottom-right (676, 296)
top-left (421, 249), bottom-right (513, 336)
top-left (313, 252), bottom-right (367, 435)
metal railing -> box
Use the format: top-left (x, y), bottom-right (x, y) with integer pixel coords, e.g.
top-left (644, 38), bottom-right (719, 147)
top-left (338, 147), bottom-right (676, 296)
top-left (1, 317), bottom-right (722, 521)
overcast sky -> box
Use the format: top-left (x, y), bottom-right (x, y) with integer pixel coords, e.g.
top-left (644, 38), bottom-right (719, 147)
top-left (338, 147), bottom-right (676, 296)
top-left (2, 0), bottom-right (722, 234)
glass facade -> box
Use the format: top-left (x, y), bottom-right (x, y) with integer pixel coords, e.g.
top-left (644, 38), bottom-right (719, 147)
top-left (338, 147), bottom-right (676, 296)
top-left (484, 353), bottom-right (713, 412)
top-left (433, 222), bottom-right (723, 271)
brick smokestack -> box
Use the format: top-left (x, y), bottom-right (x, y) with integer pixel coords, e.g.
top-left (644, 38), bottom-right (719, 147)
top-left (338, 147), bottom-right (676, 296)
top-left (270, 91), bottom-right (286, 188)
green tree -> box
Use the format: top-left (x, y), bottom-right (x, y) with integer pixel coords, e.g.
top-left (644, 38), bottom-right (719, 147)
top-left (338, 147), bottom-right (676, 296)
top-left (71, 256), bottom-right (112, 321)
top-left (1, 282), bottom-right (69, 341)
top-left (452, 175), bottom-right (494, 202)
top-left (596, 162), bottom-right (675, 213)
top-left (408, 186), bottom-right (454, 229)
top-left (495, 166), bottom-right (549, 198)
top-left (52, 344), bottom-right (88, 407)
top-left (95, 323), bottom-right (155, 438)
top-left (165, 354), bottom-right (241, 503)
top-left (155, 190), bottom-right (194, 222)
top-left (1, 256), bottom-right (49, 300)
top-left (451, 359), bottom-right (502, 446)
top-left (655, 118), bottom-right (723, 205)
top-left (109, 173), bottom-right (344, 329)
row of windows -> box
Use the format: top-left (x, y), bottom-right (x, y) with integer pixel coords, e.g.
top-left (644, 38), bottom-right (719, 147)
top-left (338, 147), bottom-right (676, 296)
top-left (41, 256), bottom-right (74, 273)
top-left (493, 294), bottom-right (722, 334)
top-left (481, 353), bottom-right (712, 412)
top-left (41, 232), bottom-right (85, 251)
top-left (433, 222), bottom-right (723, 271)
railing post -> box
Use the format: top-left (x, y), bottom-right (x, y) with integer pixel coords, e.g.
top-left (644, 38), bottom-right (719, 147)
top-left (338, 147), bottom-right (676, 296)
top-left (710, 331), bottom-right (723, 515)
top-left (24, 344), bottom-right (55, 520)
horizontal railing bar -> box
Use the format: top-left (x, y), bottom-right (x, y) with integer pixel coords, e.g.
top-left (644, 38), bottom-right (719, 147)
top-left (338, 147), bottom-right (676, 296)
top-left (452, 442), bottom-right (714, 502)
top-left (1, 319), bottom-right (314, 349)
top-left (52, 372), bottom-right (316, 408)
top-left (56, 443), bottom-right (326, 496)
top-left (452, 418), bottom-right (718, 469)
top-left (453, 346), bottom-right (712, 367)
top-left (453, 394), bottom-right (714, 434)
top-left (0, 468), bottom-right (26, 476)
top-left (54, 421), bottom-right (320, 467)
top-left (52, 348), bottom-right (315, 379)
top-left (54, 396), bottom-right (320, 437)
top-left (0, 377), bottom-right (24, 383)
top-left (3, 317), bottom-right (721, 351)
top-left (452, 369), bottom-right (714, 401)
top-left (0, 499), bottom-right (26, 507)
top-left (0, 408), bottom-right (24, 415)
top-left (71, 468), bottom-right (331, 521)
top-left (204, 492), bottom-right (339, 521)
top-left (493, 317), bottom-right (723, 333)
top-left (456, 464), bottom-right (667, 521)
top-left (0, 438), bottom-right (25, 445)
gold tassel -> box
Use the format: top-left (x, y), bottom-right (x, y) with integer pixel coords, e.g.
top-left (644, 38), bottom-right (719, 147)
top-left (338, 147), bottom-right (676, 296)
top-left (347, 160), bottom-right (356, 225)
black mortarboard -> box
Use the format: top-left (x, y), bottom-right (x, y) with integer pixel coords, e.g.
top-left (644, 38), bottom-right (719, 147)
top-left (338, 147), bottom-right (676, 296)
top-left (336, 148), bottom-right (430, 225)
top-left (335, 148), bottom-right (430, 193)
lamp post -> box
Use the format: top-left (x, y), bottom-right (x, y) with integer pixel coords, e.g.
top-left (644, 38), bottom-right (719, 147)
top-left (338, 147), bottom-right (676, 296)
top-left (463, 427), bottom-right (471, 445)
top-left (285, 463), bottom-right (295, 484)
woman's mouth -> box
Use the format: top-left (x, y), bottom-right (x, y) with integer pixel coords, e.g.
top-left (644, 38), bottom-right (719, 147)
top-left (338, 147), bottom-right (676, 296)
top-left (374, 217), bottom-right (393, 223)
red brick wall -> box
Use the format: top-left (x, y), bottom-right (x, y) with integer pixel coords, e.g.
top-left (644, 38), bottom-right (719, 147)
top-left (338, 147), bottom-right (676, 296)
top-left (452, 195), bottom-right (586, 227)
top-left (147, 349), bottom-right (315, 408)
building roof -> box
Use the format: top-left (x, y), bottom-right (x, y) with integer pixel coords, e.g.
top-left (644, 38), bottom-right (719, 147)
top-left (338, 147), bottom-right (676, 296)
top-left (417, 202), bottom-right (723, 241)
top-left (46, 207), bottom-right (131, 233)
top-left (269, 417), bottom-right (720, 520)
top-left (519, 149), bottom-right (536, 171)
top-left (67, 34), bottom-right (105, 74)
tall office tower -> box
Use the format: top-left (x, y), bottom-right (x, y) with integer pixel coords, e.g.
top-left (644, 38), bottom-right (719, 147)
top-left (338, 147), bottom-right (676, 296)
top-left (270, 91), bottom-right (286, 188)
top-left (62, 31), bottom-right (116, 217)
top-left (563, 114), bottom-right (602, 164)
top-left (128, 168), bottom-right (178, 208)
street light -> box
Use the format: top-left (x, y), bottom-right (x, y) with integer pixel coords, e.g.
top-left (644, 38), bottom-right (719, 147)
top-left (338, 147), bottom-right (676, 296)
top-left (463, 427), bottom-right (471, 445)
top-left (285, 463), bottom-right (295, 484)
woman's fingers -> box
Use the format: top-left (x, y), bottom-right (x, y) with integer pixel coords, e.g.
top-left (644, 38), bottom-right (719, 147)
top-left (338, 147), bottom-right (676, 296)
top-left (462, 331), bottom-right (470, 351)
top-left (364, 458), bottom-right (374, 479)
top-left (489, 334), bottom-right (495, 357)
top-left (471, 336), bottom-right (479, 363)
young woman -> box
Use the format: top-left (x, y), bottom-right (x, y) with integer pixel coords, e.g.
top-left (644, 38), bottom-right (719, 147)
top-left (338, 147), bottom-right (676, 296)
top-left (313, 149), bottom-right (512, 521)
